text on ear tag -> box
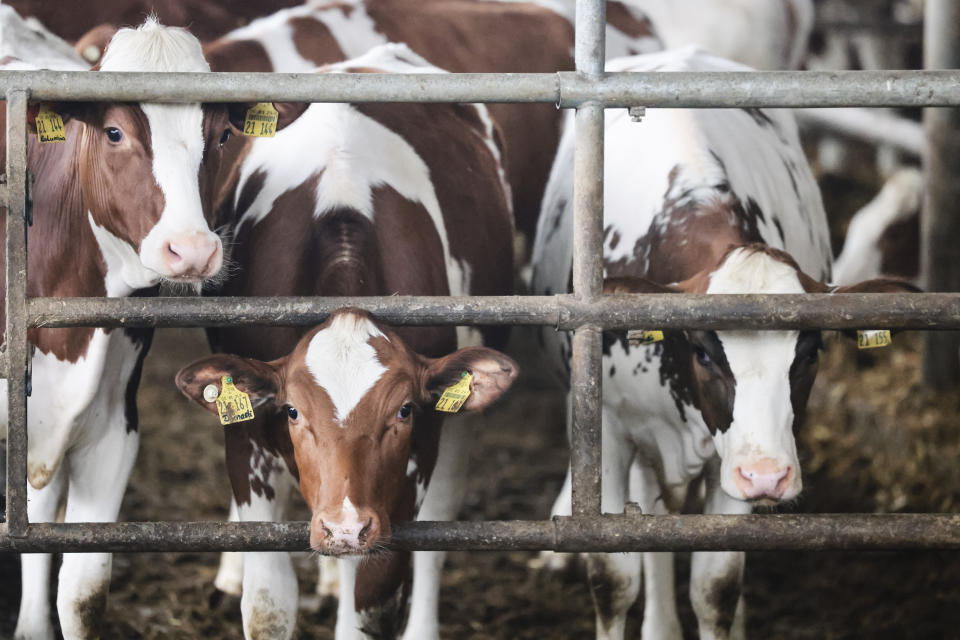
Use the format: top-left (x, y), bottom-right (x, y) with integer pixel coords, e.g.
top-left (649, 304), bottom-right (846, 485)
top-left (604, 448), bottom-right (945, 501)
top-left (435, 372), bottom-right (473, 413)
top-left (36, 106), bottom-right (66, 144)
top-left (627, 330), bottom-right (664, 346)
top-left (243, 103), bottom-right (278, 138)
top-left (216, 375), bottom-right (255, 425)
top-left (857, 329), bottom-right (892, 350)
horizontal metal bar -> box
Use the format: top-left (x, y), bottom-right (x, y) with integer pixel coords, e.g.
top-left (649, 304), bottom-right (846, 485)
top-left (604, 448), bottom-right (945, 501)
top-left (0, 70), bottom-right (959, 108)
top-left (25, 293), bottom-right (960, 331)
top-left (796, 107), bottom-right (925, 156)
top-left (2, 514), bottom-right (959, 553)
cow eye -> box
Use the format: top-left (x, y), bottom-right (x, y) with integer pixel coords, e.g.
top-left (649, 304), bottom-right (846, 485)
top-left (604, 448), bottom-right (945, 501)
top-left (287, 406), bottom-right (299, 421)
top-left (693, 345), bottom-right (712, 367)
top-left (219, 129), bottom-right (230, 146)
top-left (105, 127), bottom-right (123, 143)
top-left (397, 403), bottom-right (413, 420)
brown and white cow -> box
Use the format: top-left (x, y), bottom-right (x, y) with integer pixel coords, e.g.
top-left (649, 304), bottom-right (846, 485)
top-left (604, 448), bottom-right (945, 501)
top-left (198, 0), bottom-right (661, 249)
top-left (175, 45), bottom-right (517, 640)
top-left (532, 48), bottom-right (917, 640)
top-left (0, 17), bottom-right (299, 639)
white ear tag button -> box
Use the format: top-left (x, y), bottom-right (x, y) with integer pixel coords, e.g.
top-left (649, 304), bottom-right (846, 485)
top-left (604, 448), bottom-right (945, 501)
top-left (203, 384), bottom-right (220, 403)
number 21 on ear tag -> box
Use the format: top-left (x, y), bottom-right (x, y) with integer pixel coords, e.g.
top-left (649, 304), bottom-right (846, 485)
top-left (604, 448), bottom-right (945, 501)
top-left (216, 376), bottom-right (255, 425)
top-left (36, 105), bottom-right (66, 144)
top-left (243, 103), bottom-right (278, 138)
top-left (435, 372), bottom-right (472, 413)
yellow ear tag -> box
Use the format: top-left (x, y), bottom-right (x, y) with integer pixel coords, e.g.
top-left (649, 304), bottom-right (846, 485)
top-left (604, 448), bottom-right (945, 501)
top-left (243, 102), bottom-right (278, 138)
top-left (216, 375), bottom-right (255, 425)
top-left (36, 106), bottom-right (66, 144)
top-left (435, 372), bottom-right (473, 413)
top-left (627, 330), bottom-right (664, 346)
top-left (857, 329), bottom-right (892, 350)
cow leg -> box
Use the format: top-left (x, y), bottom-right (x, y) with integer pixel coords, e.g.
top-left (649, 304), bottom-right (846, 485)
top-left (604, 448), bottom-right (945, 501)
top-left (14, 466), bottom-right (67, 640)
top-left (214, 497), bottom-right (244, 597)
top-left (237, 458), bottom-right (298, 640)
top-left (628, 459), bottom-right (683, 640)
top-left (401, 412), bottom-right (474, 640)
top-left (586, 413), bottom-right (639, 640)
top-left (334, 558), bottom-right (361, 640)
top-left (56, 426), bottom-right (139, 639)
top-left (690, 460), bottom-right (750, 640)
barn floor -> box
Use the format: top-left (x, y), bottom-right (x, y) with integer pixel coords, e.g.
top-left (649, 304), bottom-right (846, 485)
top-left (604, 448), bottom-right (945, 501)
top-left (2, 323), bottom-right (959, 639)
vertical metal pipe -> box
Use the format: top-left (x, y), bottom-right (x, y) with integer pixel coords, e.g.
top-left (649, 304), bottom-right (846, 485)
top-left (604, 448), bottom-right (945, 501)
top-left (922, 0), bottom-right (960, 387)
top-left (5, 89), bottom-right (29, 535)
top-left (570, 0), bottom-right (606, 517)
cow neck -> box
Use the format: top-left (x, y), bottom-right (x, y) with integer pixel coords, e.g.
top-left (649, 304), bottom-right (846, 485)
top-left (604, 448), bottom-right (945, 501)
top-left (22, 123), bottom-right (108, 362)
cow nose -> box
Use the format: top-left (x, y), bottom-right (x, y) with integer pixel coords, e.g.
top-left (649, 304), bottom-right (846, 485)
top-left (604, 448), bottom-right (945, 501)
top-left (734, 459), bottom-right (793, 500)
top-left (311, 510), bottom-right (381, 554)
top-left (161, 232), bottom-right (221, 279)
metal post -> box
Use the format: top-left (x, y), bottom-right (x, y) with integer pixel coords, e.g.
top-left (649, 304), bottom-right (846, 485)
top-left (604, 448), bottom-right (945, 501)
top-left (5, 89), bottom-right (29, 535)
top-left (922, 0), bottom-right (960, 387)
top-left (570, 0), bottom-right (605, 517)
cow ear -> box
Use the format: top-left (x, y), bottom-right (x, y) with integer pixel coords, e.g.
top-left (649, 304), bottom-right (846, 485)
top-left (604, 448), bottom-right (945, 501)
top-left (26, 103), bottom-right (84, 134)
top-left (829, 278), bottom-right (921, 339)
top-left (226, 102), bottom-right (310, 134)
top-left (604, 276), bottom-right (681, 294)
top-left (420, 347), bottom-right (519, 412)
top-left (176, 354), bottom-right (282, 416)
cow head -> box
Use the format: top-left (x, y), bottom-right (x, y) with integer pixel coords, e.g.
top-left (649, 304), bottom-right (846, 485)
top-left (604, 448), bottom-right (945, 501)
top-left (606, 244), bottom-right (918, 504)
top-left (176, 309), bottom-right (518, 554)
top-left (31, 18), bottom-right (305, 291)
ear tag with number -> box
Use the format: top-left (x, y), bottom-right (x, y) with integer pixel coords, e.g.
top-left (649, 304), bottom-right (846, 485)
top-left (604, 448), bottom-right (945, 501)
top-left (36, 106), bottom-right (66, 144)
top-left (216, 375), bottom-right (255, 425)
top-left (243, 102), bottom-right (278, 138)
top-left (435, 372), bottom-right (473, 413)
top-left (627, 330), bottom-right (664, 346)
top-left (857, 329), bottom-right (892, 350)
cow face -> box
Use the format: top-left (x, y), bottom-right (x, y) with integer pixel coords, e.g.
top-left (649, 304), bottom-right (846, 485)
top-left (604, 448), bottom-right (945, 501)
top-left (176, 309), bottom-right (518, 555)
top-left (34, 19), bottom-right (306, 291)
top-left (606, 244), bottom-right (918, 504)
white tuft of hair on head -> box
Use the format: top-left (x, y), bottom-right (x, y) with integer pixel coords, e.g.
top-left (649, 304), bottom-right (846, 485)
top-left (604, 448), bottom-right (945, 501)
top-left (707, 247), bottom-right (804, 295)
top-left (100, 15), bottom-right (209, 73)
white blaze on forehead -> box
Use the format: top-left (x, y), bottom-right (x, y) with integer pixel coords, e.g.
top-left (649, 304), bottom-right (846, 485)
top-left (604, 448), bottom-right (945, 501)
top-left (341, 495), bottom-right (360, 522)
top-left (305, 313), bottom-right (389, 424)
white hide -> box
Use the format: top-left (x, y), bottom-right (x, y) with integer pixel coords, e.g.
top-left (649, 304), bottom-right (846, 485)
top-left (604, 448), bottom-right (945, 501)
top-left (305, 313), bottom-right (388, 424)
top-left (0, 5), bottom-right (88, 70)
top-left (833, 168), bottom-right (923, 285)
top-left (625, 0), bottom-right (813, 69)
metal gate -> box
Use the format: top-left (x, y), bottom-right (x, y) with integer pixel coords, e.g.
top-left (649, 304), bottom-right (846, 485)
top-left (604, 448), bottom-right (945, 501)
top-left (4, 0), bottom-right (960, 554)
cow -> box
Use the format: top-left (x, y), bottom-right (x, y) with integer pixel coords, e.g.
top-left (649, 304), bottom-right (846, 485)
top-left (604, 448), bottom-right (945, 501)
top-left (531, 47), bottom-right (917, 640)
top-left (0, 17), bottom-right (300, 639)
top-left (196, 0), bottom-right (662, 252)
top-left (175, 44), bottom-right (518, 640)
top-left (0, 4), bottom-right (88, 70)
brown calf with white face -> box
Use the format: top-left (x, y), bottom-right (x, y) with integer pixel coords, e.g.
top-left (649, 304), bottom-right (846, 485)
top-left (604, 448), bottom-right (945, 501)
top-left (178, 310), bottom-right (517, 553)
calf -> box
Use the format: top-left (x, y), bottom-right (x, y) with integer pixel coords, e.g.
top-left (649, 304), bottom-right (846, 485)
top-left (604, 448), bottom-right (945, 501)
top-left (532, 48), bottom-right (916, 640)
top-left (0, 17), bottom-right (298, 639)
top-left (177, 45), bottom-right (517, 640)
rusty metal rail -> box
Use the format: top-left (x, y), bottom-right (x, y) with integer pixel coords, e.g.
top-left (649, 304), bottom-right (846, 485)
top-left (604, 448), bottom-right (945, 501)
top-left (3, 514), bottom-right (960, 553)
top-left (3, 0), bottom-right (959, 555)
